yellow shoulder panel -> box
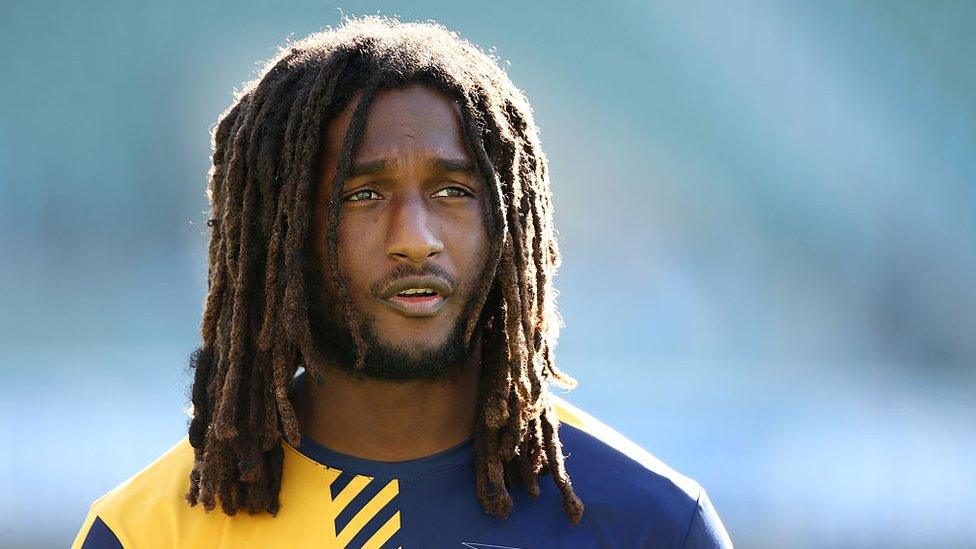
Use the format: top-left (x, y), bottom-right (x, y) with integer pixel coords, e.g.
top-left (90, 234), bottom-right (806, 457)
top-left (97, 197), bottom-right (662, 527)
top-left (78, 438), bottom-right (338, 548)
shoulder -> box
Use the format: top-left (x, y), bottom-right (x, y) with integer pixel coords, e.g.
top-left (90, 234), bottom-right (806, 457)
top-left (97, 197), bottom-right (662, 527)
top-left (552, 395), bottom-right (703, 498)
top-left (72, 435), bottom-right (341, 548)
top-left (73, 438), bottom-right (195, 548)
top-left (551, 396), bottom-right (732, 548)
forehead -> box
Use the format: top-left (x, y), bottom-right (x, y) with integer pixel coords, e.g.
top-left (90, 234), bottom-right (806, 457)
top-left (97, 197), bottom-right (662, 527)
top-left (324, 83), bottom-right (471, 166)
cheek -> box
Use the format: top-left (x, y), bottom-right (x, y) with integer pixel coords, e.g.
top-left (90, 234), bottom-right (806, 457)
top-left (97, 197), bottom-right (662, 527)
top-left (459, 225), bottom-right (490, 285)
top-left (336, 216), bottom-right (379, 296)
top-left (336, 222), bottom-right (359, 277)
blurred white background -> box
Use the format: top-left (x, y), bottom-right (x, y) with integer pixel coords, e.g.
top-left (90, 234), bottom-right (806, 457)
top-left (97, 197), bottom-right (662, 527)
top-left (2, 1), bottom-right (974, 547)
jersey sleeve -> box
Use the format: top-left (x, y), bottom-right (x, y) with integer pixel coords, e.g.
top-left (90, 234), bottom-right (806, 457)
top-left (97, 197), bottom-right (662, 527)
top-left (680, 489), bottom-right (733, 549)
top-left (71, 510), bottom-right (124, 549)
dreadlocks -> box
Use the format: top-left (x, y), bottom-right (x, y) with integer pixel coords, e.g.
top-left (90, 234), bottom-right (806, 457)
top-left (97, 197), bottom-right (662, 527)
top-left (186, 16), bottom-right (584, 525)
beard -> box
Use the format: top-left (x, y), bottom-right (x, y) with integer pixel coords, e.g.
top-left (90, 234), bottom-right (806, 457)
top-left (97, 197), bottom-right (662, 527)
top-left (305, 262), bottom-right (483, 382)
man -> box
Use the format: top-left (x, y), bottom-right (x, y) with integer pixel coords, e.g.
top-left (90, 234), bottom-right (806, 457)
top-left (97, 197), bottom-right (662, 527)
top-left (73, 16), bottom-right (731, 548)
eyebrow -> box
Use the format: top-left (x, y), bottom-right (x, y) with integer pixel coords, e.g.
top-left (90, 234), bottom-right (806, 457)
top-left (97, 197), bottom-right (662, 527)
top-left (432, 158), bottom-right (476, 174)
top-left (345, 157), bottom-right (477, 180)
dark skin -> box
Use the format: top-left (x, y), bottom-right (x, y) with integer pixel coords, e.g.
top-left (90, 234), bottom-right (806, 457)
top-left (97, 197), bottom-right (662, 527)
top-left (293, 84), bottom-right (490, 461)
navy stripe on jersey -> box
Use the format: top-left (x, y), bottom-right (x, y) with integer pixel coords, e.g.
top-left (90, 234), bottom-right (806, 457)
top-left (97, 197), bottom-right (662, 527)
top-left (80, 516), bottom-right (122, 549)
top-left (329, 470), bottom-right (357, 501)
top-left (333, 473), bottom-right (390, 534)
top-left (344, 488), bottom-right (401, 549)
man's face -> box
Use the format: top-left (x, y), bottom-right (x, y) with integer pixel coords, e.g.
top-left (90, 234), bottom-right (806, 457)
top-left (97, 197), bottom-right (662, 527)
top-left (308, 83), bottom-right (489, 380)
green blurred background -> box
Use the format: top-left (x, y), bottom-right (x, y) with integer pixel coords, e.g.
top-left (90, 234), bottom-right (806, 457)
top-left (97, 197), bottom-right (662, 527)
top-left (2, 1), bottom-right (974, 547)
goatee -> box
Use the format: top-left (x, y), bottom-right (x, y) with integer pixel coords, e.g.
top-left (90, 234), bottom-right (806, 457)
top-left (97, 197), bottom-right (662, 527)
top-left (305, 267), bottom-right (481, 382)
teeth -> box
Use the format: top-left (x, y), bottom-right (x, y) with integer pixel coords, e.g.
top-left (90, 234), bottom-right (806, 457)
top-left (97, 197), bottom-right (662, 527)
top-left (399, 288), bottom-right (436, 295)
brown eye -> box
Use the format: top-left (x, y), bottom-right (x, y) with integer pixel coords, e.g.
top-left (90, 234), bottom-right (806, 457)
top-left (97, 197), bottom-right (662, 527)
top-left (432, 186), bottom-right (471, 198)
top-left (346, 189), bottom-right (382, 202)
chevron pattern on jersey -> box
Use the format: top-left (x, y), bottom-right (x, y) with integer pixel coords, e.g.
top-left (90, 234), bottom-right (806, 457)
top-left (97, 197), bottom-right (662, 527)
top-left (325, 469), bottom-right (402, 549)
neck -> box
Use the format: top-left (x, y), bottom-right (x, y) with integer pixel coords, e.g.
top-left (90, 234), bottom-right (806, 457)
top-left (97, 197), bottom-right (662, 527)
top-left (292, 342), bottom-right (482, 462)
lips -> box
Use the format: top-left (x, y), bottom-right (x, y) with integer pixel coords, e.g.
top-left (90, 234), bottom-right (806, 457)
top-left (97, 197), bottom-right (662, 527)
top-left (378, 275), bottom-right (453, 317)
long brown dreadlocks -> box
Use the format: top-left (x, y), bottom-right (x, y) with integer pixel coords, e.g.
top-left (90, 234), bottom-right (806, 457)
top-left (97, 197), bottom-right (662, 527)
top-left (186, 16), bottom-right (584, 525)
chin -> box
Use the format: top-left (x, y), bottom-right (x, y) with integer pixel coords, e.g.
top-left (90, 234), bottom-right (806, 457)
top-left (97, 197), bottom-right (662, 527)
top-left (374, 330), bottom-right (448, 348)
top-left (351, 316), bottom-right (474, 382)
top-left (372, 320), bottom-right (454, 347)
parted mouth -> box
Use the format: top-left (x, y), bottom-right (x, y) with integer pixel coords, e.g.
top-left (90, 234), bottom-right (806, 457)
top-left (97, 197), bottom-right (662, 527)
top-left (378, 275), bottom-right (453, 300)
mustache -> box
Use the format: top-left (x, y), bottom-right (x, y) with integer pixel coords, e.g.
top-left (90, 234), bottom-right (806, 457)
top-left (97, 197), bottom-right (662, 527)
top-left (369, 263), bottom-right (456, 297)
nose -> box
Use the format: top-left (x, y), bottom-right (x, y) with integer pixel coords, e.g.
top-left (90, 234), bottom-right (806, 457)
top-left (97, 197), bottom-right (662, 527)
top-left (385, 195), bottom-right (444, 262)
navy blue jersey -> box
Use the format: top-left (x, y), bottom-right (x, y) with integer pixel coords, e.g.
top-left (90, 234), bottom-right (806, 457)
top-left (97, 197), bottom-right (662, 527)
top-left (73, 396), bottom-right (731, 548)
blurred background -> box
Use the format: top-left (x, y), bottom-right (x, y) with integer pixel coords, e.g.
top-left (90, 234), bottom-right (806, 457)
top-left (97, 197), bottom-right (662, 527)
top-left (2, 1), bottom-right (974, 547)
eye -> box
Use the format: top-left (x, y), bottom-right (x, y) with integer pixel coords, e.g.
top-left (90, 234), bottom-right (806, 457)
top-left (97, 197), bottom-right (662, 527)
top-left (345, 189), bottom-right (382, 202)
top-left (431, 186), bottom-right (472, 198)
